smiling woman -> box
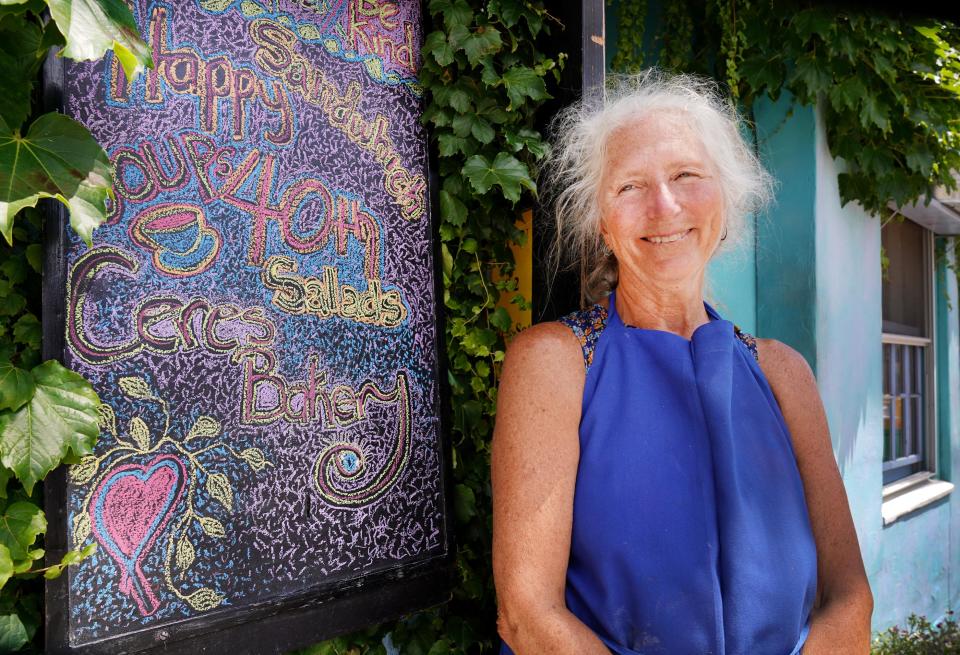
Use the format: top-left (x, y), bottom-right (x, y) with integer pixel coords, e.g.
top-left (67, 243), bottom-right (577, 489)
top-left (491, 70), bottom-right (874, 654)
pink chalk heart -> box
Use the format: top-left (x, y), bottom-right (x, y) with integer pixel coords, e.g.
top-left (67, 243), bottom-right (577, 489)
top-left (91, 456), bottom-right (186, 616)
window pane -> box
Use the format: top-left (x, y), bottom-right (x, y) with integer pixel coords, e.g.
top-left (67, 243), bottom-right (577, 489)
top-left (882, 218), bottom-right (926, 336)
top-left (912, 395), bottom-right (924, 458)
top-left (896, 396), bottom-right (906, 459)
top-left (883, 396), bottom-right (892, 461)
top-left (883, 344), bottom-right (891, 395)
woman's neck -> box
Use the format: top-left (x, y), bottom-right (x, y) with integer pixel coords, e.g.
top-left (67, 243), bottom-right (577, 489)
top-left (613, 276), bottom-right (708, 340)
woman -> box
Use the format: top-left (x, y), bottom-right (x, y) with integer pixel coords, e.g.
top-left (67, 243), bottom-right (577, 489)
top-left (491, 70), bottom-right (873, 654)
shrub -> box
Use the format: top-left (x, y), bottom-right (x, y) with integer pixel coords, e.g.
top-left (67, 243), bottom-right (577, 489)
top-left (872, 612), bottom-right (960, 654)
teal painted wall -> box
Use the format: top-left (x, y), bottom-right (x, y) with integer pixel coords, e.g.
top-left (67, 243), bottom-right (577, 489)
top-left (753, 96), bottom-right (818, 368)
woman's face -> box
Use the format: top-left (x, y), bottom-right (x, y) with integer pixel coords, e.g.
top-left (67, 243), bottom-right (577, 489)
top-left (598, 111), bottom-right (724, 290)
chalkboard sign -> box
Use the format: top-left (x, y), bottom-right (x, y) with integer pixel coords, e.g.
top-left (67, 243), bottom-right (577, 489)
top-left (43, 1), bottom-right (452, 652)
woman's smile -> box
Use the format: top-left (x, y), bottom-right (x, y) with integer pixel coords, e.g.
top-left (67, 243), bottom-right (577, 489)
top-left (642, 228), bottom-right (693, 244)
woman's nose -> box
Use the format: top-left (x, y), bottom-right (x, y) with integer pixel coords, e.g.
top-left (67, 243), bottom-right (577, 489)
top-left (649, 182), bottom-right (682, 218)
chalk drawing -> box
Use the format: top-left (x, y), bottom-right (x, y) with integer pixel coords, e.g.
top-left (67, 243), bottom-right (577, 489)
top-left (70, 376), bottom-right (273, 616)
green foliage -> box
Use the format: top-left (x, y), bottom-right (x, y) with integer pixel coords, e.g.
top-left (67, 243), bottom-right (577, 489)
top-left (872, 612), bottom-right (960, 654)
top-left (45, 0), bottom-right (152, 81)
top-left (0, 113), bottom-right (113, 246)
top-left (0, 360), bottom-right (101, 494)
top-left (0, 0), bottom-right (150, 650)
top-left (291, 1), bottom-right (564, 653)
top-left (610, 1), bottom-right (960, 219)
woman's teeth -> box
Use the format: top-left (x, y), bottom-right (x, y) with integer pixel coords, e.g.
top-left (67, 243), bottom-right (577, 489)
top-left (644, 229), bottom-right (690, 244)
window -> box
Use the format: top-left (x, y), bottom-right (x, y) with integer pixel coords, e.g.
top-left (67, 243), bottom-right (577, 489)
top-left (881, 218), bottom-right (934, 486)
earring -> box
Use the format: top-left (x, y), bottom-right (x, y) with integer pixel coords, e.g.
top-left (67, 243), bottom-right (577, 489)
top-left (720, 224), bottom-right (728, 241)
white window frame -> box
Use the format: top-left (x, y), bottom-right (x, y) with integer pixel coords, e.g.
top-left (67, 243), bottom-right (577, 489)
top-left (881, 226), bottom-right (954, 525)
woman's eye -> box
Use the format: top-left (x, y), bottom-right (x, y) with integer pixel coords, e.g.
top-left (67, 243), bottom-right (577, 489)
top-left (675, 171), bottom-right (699, 180)
top-left (618, 184), bottom-right (635, 194)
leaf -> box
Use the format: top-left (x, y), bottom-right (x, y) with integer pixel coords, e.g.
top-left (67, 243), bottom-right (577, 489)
top-left (205, 473), bottom-right (233, 512)
top-left (0, 611), bottom-right (29, 652)
top-left (175, 533), bottom-right (195, 570)
top-left (462, 152), bottom-right (535, 203)
top-left (198, 516), bottom-right (225, 538)
top-left (12, 314), bottom-right (40, 348)
top-left (501, 66), bottom-right (550, 108)
top-left (0, 543), bottom-right (12, 591)
top-left (424, 31), bottom-right (454, 66)
top-left (791, 8), bottom-right (836, 42)
top-left (440, 190), bottom-right (467, 226)
top-left (453, 483), bottom-right (475, 522)
top-left (118, 376), bottom-right (152, 399)
top-left (72, 512), bottom-right (90, 548)
top-left (25, 243), bottom-right (41, 272)
top-left (0, 14), bottom-right (44, 129)
top-left (0, 500), bottom-right (45, 561)
top-left (239, 447), bottom-right (270, 471)
top-left (127, 417), bottom-right (149, 450)
top-left (861, 95), bottom-right (890, 132)
top-left (451, 113), bottom-right (473, 138)
top-left (185, 587), bottom-right (223, 611)
top-left (0, 360), bottom-right (100, 493)
top-left (0, 363), bottom-right (34, 412)
top-left (490, 306), bottom-right (512, 332)
top-left (448, 88), bottom-right (471, 113)
top-left (828, 76), bottom-right (868, 112)
top-left (463, 26), bottom-right (502, 65)
top-left (470, 119), bottom-right (495, 144)
top-left (440, 0), bottom-right (472, 28)
top-left (0, 0), bottom-right (44, 15)
top-left (790, 54), bottom-right (832, 100)
top-left (45, 0), bottom-right (152, 82)
top-left (68, 456), bottom-right (98, 485)
top-left (438, 132), bottom-right (469, 157)
top-left (0, 466), bottom-right (10, 499)
top-left (186, 415), bottom-right (220, 441)
top-left (43, 564), bottom-right (65, 579)
top-left (0, 113), bottom-right (112, 246)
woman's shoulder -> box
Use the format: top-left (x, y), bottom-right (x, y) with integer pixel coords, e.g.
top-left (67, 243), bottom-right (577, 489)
top-left (505, 320), bottom-right (584, 366)
top-left (496, 321), bottom-right (588, 429)
top-left (754, 338), bottom-right (816, 398)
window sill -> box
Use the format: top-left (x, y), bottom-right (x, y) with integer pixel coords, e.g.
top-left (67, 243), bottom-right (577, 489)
top-left (882, 473), bottom-right (954, 526)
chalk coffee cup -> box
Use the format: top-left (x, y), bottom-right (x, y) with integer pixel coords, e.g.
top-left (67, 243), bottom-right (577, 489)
top-left (130, 203), bottom-right (221, 276)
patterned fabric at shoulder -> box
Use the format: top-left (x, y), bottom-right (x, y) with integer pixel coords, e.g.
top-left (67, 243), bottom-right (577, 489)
top-left (559, 304), bottom-right (609, 372)
top-left (733, 324), bottom-right (759, 362)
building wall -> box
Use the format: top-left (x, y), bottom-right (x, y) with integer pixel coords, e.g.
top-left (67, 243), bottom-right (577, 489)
top-left (752, 99), bottom-right (960, 631)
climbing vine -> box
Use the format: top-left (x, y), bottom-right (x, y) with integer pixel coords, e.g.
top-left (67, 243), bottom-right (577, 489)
top-left (610, 0), bottom-right (960, 220)
top-left (294, 1), bottom-right (564, 653)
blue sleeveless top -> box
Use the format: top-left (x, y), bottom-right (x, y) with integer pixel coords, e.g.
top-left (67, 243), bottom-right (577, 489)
top-left (500, 292), bottom-right (817, 655)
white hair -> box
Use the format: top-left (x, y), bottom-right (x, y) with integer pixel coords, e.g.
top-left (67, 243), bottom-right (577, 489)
top-left (543, 68), bottom-right (775, 305)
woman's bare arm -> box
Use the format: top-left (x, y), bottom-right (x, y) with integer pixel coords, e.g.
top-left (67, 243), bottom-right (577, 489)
top-left (492, 323), bottom-right (609, 654)
top-left (757, 339), bottom-right (874, 655)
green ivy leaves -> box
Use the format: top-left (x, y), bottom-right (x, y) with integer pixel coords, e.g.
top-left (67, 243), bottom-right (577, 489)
top-left (463, 152), bottom-right (536, 202)
top-left (45, 0), bottom-right (152, 82)
top-left (0, 113), bottom-right (113, 246)
top-left (0, 361), bottom-right (100, 494)
top-left (612, 2), bottom-right (960, 217)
